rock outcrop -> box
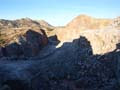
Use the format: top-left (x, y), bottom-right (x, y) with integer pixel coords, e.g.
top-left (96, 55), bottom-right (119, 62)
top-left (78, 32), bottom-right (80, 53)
top-left (0, 29), bottom-right (48, 57)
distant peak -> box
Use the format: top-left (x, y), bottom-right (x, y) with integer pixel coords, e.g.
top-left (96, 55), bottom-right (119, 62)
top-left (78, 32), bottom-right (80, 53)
top-left (78, 14), bottom-right (91, 17)
top-left (39, 20), bottom-right (48, 23)
top-left (75, 14), bottom-right (92, 19)
top-left (20, 17), bottom-right (32, 21)
top-left (66, 14), bottom-right (112, 30)
top-left (38, 20), bottom-right (53, 27)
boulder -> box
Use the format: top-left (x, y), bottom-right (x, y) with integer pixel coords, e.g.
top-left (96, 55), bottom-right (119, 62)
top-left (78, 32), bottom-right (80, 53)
top-left (24, 29), bottom-right (48, 56)
top-left (26, 29), bottom-right (48, 46)
top-left (1, 29), bottom-right (48, 57)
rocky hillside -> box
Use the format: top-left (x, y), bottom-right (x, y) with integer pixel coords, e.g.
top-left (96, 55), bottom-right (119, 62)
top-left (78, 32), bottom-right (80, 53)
top-left (0, 15), bottom-right (120, 90)
top-left (56, 29), bottom-right (120, 54)
top-left (0, 18), bottom-right (53, 30)
top-left (54, 15), bottom-right (120, 54)
top-left (0, 18), bottom-right (54, 46)
top-left (0, 15), bottom-right (120, 56)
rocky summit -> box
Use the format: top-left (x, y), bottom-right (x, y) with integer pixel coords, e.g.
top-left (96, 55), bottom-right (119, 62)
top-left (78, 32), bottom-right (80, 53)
top-left (0, 15), bottom-right (120, 90)
top-left (66, 15), bottom-right (112, 30)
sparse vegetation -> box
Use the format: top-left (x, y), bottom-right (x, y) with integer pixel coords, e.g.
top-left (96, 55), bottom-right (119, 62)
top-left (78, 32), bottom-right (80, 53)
top-left (46, 27), bottom-right (54, 31)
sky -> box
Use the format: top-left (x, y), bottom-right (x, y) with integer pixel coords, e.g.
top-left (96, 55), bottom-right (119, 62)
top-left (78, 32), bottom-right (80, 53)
top-left (0, 0), bottom-right (120, 26)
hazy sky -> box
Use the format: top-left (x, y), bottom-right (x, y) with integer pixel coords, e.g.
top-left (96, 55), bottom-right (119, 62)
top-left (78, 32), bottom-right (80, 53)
top-left (0, 0), bottom-right (120, 26)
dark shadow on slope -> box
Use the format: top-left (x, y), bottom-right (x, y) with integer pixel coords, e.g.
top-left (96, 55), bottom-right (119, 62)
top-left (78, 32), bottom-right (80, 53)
top-left (48, 35), bottom-right (60, 45)
top-left (0, 35), bottom-right (120, 90)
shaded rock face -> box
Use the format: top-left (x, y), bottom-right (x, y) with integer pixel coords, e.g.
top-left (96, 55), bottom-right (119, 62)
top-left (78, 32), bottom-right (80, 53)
top-left (0, 47), bottom-right (3, 57)
top-left (5, 43), bottom-right (22, 57)
top-left (26, 29), bottom-right (47, 47)
top-left (0, 29), bottom-right (48, 57)
top-left (24, 29), bottom-right (48, 56)
top-left (115, 43), bottom-right (120, 85)
top-left (0, 36), bottom-right (119, 90)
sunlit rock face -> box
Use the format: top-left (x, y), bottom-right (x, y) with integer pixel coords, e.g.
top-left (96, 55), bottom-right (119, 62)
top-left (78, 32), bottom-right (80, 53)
top-left (66, 15), bottom-right (112, 30)
top-left (55, 15), bottom-right (120, 54)
top-left (56, 29), bottom-right (120, 54)
top-left (80, 29), bottom-right (120, 54)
